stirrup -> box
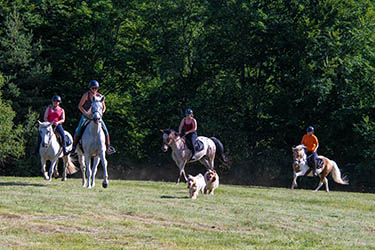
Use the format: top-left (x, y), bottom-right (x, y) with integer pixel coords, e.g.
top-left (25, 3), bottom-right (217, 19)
top-left (106, 146), bottom-right (116, 155)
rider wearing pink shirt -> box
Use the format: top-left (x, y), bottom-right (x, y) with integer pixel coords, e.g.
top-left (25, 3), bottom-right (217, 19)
top-left (43, 96), bottom-right (68, 155)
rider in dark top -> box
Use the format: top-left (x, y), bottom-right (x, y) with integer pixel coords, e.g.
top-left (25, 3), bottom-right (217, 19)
top-left (70, 80), bottom-right (115, 155)
top-left (178, 109), bottom-right (198, 160)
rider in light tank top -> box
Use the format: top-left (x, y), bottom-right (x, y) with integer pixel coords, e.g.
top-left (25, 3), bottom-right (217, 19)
top-left (178, 109), bottom-right (198, 160)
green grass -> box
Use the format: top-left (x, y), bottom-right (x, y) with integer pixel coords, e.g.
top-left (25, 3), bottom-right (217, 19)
top-left (0, 177), bottom-right (374, 249)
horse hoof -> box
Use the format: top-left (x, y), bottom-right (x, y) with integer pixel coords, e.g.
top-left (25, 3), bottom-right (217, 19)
top-left (61, 178), bottom-right (66, 182)
top-left (102, 182), bottom-right (108, 188)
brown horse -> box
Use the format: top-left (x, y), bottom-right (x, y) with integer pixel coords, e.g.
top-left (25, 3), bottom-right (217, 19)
top-left (291, 145), bottom-right (348, 192)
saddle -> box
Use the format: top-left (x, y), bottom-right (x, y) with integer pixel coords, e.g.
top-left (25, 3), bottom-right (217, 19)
top-left (54, 129), bottom-right (72, 148)
top-left (307, 155), bottom-right (324, 169)
top-left (186, 139), bottom-right (204, 153)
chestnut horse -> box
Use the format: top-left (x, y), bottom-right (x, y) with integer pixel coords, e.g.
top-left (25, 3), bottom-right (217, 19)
top-left (291, 145), bottom-right (348, 192)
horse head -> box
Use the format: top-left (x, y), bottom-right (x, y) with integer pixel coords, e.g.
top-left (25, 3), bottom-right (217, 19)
top-left (38, 121), bottom-right (54, 148)
top-left (160, 129), bottom-right (179, 152)
top-left (292, 145), bottom-right (306, 165)
top-left (91, 95), bottom-right (105, 124)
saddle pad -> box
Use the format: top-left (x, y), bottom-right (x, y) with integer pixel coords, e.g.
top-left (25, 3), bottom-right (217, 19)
top-left (316, 158), bottom-right (324, 169)
top-left (194, 140), bottom-right (204, 152)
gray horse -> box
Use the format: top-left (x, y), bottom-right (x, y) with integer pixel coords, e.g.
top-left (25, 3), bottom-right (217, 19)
top-left (161, 129), bottom-right (228, 183)
top-left (38, 121), bottom-right (77, 181)
top-left (77, 95), bottom-right (109, 188)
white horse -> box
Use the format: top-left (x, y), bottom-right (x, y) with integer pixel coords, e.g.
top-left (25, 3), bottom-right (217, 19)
top-left (38, 121), bottom-right (77, 181)
top-left (291, 145), bottom-right (348, 192)
top-left (77, 95), bottom-right (109, 188)
top-left (161, 129), bottom-right (228, 183)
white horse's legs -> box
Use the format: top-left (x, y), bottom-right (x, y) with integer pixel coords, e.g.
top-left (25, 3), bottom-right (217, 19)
top-left (48, 158), bottom-right (58, 182)
top-left (99, 152), bottom-right (109, 188)
top-left (200, 158), bottom-right (213, 170)
top-left (90, 156), bottom-right (100, 188)
top-left (314, 179), bottom-right (324, 192)
top-left (78, 153), bottom-right (86, 187)
top-left (85, 155), bottom-right (92, 188)
top-left (40, 158), bottom-right (49, 180)
top-left (62, 156), bottom-right (67, 181)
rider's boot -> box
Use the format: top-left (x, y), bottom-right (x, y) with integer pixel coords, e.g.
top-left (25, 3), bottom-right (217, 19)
top-left (190, 148), bottom-right (196, 161)
top-left (105, 134), bottom-right (115, 155)
top-left (69, 135), bottom-right (80, 155)
top-left (313, 160), bottom-right (318, 176)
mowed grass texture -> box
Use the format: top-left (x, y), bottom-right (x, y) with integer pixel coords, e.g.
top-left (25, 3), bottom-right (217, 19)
top-left (0, 177), bottom-right (374, 249)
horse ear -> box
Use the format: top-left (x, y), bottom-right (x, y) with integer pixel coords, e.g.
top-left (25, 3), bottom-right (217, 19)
top-left (101, 96), bottom-right (105, 102)
top-left (38, 120), bottom-right (42, 125)
top-left (160, 129), bottom-right (164, 133)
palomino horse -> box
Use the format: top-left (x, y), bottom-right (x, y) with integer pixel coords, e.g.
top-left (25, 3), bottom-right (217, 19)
top-left (161, 129), bottom-right (228, 183)
top-left (291, 145), bottom-right (348, 192)
top-left (77, 95), bottom-right (109, 188)
top-left (38, 121), bottom-right (77, 181)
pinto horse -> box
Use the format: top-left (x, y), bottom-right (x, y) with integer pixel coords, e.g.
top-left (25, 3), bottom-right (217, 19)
top-left (291, 145), bottom-right (348, 192)
top-left (161, 129), bottom-right (228, 183)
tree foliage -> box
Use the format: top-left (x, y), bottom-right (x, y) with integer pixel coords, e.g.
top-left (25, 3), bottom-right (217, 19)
top-left (0, 0), bottom-right (375, 187)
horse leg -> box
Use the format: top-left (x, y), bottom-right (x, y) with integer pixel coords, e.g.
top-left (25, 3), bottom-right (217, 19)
top-left (324, 177), bottom-right (329, 192)
top-left (314, 176), bottom-right (325, 192)
top-left (49, 158), bottom-right (58, 182)
top-left (78, 153), bottom-right (86, 187)
top-left (177, 160), bottom-right (187, 184)
top-left (62, 156), bottom-right (67, 181)
top-left (91, 156), bottom-right (101, 188)
top-left (85, 155), bottom-right (92, 188)
top-left (53, 158), bottom-right (60, 178)
top-left (291, 172), bottom-right (298, 190)
top-left (40, 158), bottom-right (49, 180)
top-left (99, 152), bottom-right (109, 188)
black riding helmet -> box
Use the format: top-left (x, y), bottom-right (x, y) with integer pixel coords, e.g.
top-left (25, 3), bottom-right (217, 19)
top-left (52, 95), bottom-right (61, 103)
top-left (88, 80), bottom-right (99, 88)
top-left (306, 126), bottom-right (314, 133)
top-left (185, 109), bottom-right (193, 115)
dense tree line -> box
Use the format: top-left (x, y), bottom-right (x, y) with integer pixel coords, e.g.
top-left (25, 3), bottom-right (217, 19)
top-left (1, 0), bottom-right (375, 188)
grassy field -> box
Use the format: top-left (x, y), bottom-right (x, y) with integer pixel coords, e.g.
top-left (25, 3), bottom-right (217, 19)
top-left (0, 176), bottom-right (374, 250)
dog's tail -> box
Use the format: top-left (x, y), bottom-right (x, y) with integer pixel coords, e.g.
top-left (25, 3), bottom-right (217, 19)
top-left (210, 137), bottom-right (230, 166)
top-left (331, 160), bottom-right (349, 185)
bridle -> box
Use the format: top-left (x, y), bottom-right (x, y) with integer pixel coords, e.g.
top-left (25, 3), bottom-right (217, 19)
top-left (40, 127), bottom-right (54, 149)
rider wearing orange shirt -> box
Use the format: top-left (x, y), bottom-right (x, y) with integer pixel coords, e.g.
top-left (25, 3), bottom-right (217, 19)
top-left (301, 126), bottom-right (319, 175)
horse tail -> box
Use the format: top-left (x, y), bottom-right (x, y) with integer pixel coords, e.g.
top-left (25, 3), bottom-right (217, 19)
top-left (331, 161), bottom-right (349, 185)
top-left (210, 137), bottom-right (230, 166)
top-left (66, 154), bottom-right (78, 175)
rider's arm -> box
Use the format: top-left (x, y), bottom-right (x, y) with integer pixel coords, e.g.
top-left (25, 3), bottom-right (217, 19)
top-left (78, 93), bottom-right (90, 117)
top-left (56, 109), bottom-right (65, 126)
top-left (43, 107), bottom-right (49, 122)
top-left (102, 99), bottom-right (106, 113)
top-left (178, 118), bottom-right (185, 135)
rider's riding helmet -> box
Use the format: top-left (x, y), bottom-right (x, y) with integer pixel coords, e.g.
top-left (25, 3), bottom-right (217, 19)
top-left (52, 95), bottom-right (61, 103)
top-left (88, 80), bottom-right (99, 88)
top-left (185, 109), bottom-right (193, 116)
top-left (306, 126), bottom-right (314, 133)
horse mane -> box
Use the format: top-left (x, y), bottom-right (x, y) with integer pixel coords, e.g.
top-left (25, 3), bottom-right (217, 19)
top-left (293, 144), bottom-right (306, 151)
top-left (39, 121), bottom-right (51, 128)
top-left (163, 128), bottom-right (179, 137)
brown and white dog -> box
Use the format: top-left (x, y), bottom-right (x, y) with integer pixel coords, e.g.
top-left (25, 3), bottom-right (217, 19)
top-left (204, 169), bottom-right (219, 195)
top-left (187, 174), bottom-right (206, 199)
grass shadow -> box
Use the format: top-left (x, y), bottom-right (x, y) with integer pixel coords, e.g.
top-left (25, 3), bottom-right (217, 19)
top-left (160, 195), bottom-right (189, 199)
top-left (0, 182), bottom-right (46, 187)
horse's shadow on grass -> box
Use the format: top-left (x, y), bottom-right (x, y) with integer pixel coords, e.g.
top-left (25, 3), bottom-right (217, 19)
top-left (0, 182), bottom-right (46, 187)
top-left (160, 195), bottom-right (189, 199)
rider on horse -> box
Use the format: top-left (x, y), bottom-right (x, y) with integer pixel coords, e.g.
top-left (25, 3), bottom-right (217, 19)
top-left (70, 80), bottom-right (115, 155)
top-left (41, 95), bottom-right (68, 155)
top-left (301, 126), bottom-right (319, 176)
top-left (178, 109), bottom-right (198, 160)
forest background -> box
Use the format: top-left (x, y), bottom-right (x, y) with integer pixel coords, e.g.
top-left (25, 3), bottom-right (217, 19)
top-left (1, 0), bottom-right (375, 191)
